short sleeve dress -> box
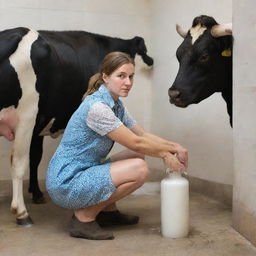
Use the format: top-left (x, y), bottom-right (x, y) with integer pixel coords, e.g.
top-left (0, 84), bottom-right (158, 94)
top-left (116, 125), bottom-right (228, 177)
top-left (46, 84), bottom-right (137, 209)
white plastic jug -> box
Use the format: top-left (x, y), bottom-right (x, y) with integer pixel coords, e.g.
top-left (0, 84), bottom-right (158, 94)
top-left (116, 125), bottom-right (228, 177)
top-left (161, 170), bottom-right (189, 238)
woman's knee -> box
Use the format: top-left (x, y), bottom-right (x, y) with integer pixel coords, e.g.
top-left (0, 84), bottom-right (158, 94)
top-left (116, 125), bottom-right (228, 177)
top-left (133, 158), bottom-right (149, 184)
top-left (110, 158), bottom-right (149, 187)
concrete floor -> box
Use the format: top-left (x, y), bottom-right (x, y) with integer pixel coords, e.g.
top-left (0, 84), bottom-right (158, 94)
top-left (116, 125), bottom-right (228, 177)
top-left (1, 183), bottom-right (256, 256)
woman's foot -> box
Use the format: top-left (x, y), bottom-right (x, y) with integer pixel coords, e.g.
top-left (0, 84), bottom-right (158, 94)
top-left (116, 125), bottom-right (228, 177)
top-left (69, 215), bottom-right (114, 240)
top-left (96, 210), bottom-right (139, 227)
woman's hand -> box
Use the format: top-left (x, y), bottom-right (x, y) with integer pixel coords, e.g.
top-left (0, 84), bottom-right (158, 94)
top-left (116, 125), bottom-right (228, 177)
top-left (174, 144), bottom-right (188, 169)
top-left (163, 153), bottom-right (186, 172)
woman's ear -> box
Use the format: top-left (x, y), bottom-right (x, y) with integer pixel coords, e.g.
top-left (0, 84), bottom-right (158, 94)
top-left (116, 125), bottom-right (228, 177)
top-left (102, 73), bottom-right (108, 84)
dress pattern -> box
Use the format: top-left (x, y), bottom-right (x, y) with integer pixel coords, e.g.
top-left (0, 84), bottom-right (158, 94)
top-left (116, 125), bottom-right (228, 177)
top-left (46, 84), bottom-right (136, 209)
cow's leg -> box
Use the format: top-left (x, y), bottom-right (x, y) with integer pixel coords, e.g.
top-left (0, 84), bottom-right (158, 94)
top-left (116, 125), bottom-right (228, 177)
top-left (9, 29), bottom-right (39, 226)
top-left (10, 108), bottom-right (40, 226)
top-left (29, 134), bottom-right (45, 203)
top-left (10, 128), bottom-right (34, 226)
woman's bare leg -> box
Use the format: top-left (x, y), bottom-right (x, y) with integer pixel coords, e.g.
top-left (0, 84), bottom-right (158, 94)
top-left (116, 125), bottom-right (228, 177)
top-left (102, 149), bottom-right (145, 211)
top-left (75, 156), bottom-right (149, 222)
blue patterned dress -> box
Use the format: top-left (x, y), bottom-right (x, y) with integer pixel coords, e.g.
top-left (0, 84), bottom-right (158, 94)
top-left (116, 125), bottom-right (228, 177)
top-left (46, 85), bottom-right (136, 209)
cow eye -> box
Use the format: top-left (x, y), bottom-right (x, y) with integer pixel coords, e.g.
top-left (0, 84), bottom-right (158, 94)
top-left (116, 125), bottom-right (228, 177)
top-left (199, 53), bottom-right (209, 63)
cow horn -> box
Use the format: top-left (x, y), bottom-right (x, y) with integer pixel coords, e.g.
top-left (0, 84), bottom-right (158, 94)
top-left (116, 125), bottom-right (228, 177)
top-left (176, 24), bottom-right (187, 38)
top-left (211, 23), bottom-right (232, 37)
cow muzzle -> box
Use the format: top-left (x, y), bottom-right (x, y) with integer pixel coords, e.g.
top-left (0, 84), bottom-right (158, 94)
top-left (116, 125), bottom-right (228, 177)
top-left (168, 88), bottom-right (188, 108)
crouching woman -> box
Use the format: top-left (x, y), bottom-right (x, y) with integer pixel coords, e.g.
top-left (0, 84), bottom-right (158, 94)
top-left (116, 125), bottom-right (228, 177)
top-left (46, 52), bottom-right (188, 240)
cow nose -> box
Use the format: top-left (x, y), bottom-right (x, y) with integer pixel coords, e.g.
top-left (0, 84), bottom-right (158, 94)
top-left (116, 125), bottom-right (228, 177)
top-left (169, 89), bottom-right (180, 99)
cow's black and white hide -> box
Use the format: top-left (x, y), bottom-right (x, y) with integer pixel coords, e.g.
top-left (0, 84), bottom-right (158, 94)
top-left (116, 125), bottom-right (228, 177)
top-left (0, 27), bottom-right (153, 225)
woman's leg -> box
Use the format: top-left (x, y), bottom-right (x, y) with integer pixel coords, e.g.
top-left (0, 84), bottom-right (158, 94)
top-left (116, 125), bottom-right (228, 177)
top-left (74, 156), bottom-right (149, 222)
top-left (70, 152), bottom-right (149, 239)
top-left (102, 149), bottom-right (145, 211)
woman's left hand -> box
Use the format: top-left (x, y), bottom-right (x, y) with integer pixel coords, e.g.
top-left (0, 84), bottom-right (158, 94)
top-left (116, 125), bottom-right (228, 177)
top-left (175, 144), bottom-right (188, 169)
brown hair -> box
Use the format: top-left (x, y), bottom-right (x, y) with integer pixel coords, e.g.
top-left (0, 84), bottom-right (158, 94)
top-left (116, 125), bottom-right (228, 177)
top-left (83, 51), bottom-right (135, 99)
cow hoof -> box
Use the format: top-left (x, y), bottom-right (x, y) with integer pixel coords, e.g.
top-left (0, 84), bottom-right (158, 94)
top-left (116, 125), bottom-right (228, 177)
top-left (16, 216), bottom-right (33, 226)
top-left (32, 195), bottom-right (46, 204)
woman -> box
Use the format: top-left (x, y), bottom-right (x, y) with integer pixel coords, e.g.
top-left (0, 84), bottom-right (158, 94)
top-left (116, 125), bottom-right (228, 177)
top-left (46, 52), bottom-right (188, 240)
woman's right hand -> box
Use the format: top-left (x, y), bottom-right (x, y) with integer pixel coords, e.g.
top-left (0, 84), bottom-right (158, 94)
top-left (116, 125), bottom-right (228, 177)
top-left (163, 153), bottom-right (186, 172)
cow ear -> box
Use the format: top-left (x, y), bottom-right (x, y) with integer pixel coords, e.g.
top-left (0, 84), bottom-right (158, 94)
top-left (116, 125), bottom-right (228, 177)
top-left (219, 34), bottom-right (233, 57)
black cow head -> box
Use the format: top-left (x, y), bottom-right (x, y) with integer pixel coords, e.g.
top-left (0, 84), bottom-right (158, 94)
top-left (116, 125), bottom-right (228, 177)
top-left (131, 36), bottom-right (154, 66)
top-left (168, 15), bottom-right (233, 120)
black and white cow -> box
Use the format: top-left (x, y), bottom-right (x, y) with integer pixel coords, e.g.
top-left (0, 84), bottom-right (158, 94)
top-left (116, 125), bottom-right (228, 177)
top-left (168, 15), bottom-right (233, 125)
top-left (0, 27), bottom-right (153, 225)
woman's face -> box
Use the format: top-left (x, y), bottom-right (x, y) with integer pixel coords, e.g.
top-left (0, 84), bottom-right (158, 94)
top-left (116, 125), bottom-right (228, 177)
top-left (103, 63), bottom-right (135, 100)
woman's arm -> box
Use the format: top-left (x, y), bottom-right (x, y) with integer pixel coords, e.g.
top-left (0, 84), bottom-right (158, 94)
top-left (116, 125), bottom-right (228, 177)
top-left (107, 125), bottom-right (186, 172)
top-left (131, 125), bottom-right (176, 146)
top-left (131, 125), bottom-right (188, 168)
